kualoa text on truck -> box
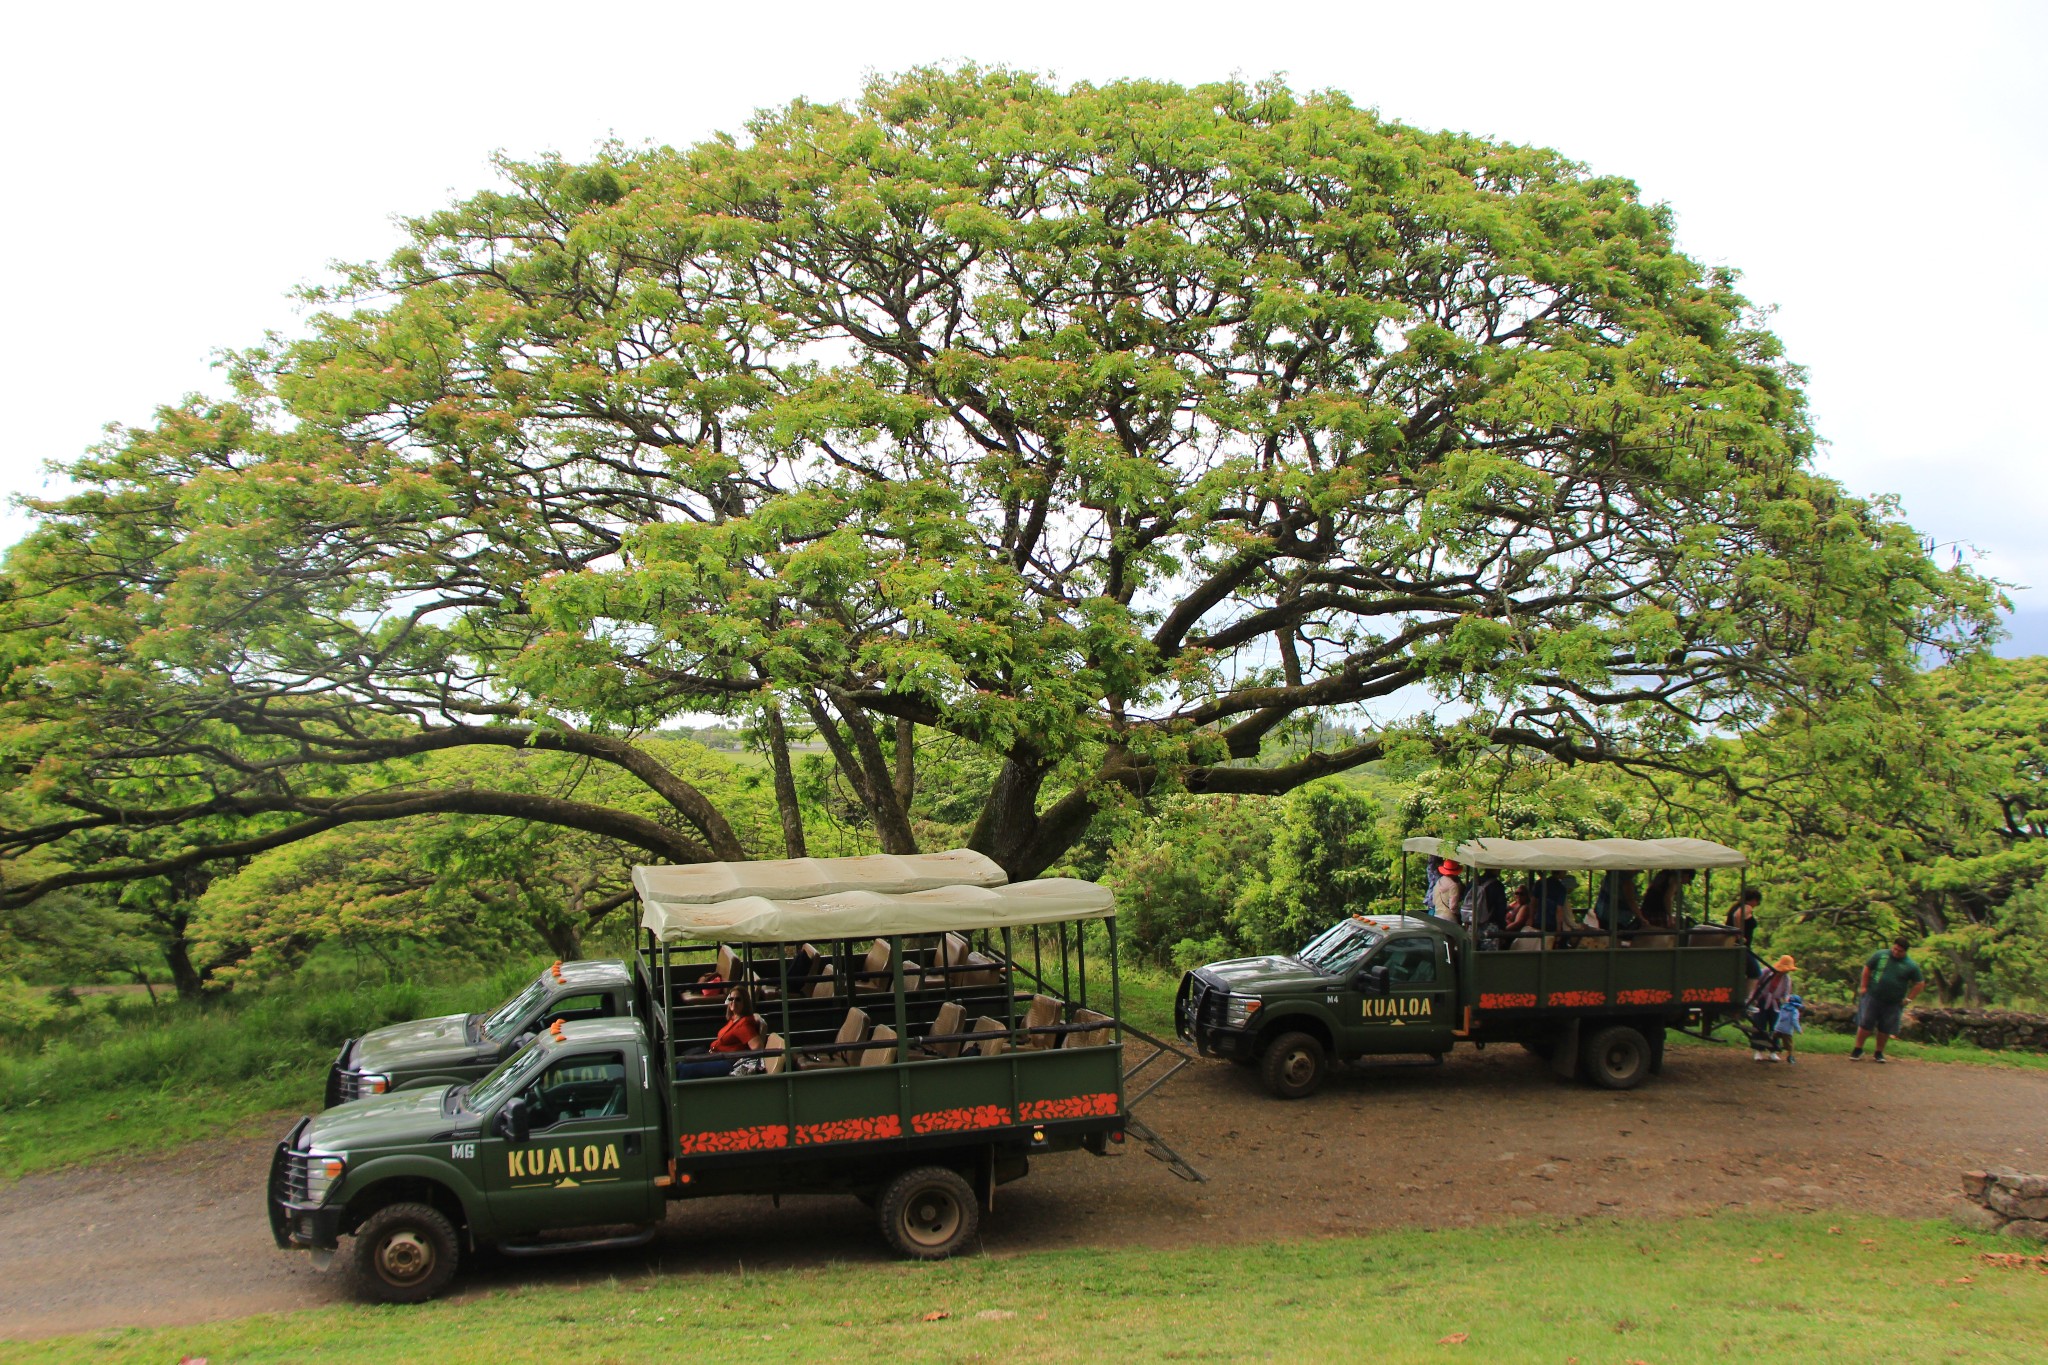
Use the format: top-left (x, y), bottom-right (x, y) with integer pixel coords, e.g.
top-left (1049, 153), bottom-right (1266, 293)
top-left (1178, 836), bottom-right (1752, 1097)
top-left (270, 854), bottom-right (1179, 1303)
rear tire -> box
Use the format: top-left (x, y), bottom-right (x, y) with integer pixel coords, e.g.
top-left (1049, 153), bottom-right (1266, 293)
top-left (877, 1166), bottom-right (978, 1260)
top-left (1259, 1030), bottom-right (1327, 1100)
top-left (348, 1201), bottom-right (460, 1304)
top-left (1581, 1025), bottom-right (1652, 1090)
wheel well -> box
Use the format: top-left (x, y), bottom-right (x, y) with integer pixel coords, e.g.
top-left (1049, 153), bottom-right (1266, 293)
top-left (342, 1177), bottom-right (468, 1240)
top-left (1256, 1013), bottom-right (1333, 1055)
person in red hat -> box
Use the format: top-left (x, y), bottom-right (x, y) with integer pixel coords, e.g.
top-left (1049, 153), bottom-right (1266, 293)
top-left (1429, 859), bottom-right (1464, 920)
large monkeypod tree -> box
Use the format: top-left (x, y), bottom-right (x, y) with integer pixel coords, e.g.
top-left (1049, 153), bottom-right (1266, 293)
top-left (0, 68), bottom-right (1999, 911)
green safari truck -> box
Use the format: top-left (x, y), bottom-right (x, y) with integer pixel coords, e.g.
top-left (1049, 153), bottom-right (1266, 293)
top-left (270, 870), bottom-right (1147, 1303)
top-left (320, 850), bottom-right (1010, 1106)
top-left (1178, 836), bottom-right (1752, 1098)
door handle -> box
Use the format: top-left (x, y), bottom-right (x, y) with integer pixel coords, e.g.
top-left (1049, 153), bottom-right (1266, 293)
top-left (623, 1132), bottom-right (642, 1156)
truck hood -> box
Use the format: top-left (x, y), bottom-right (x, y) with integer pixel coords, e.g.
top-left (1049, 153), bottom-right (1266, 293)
top-left (351, 1012), bottom-right (486, 1071)
top-left (304, 1085), bottom-right (458, 1150)
top-left (1199, 955), bottom-right (1344, 994)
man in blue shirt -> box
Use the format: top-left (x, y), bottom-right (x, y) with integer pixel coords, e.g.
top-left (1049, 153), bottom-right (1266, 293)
top-left (1850, 936), bottom-right (1926, 1064)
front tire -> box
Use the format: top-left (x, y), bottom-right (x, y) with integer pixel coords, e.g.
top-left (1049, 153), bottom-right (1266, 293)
top-left (1581, 1025), bottom-right (1652, 1090)
top-left (877, 1166), bottom-right (979, 1260)
top-left (348, 1201), bottom-right (460, 1303)
top-left (1259, 1030), bottom-right (1327, 1100)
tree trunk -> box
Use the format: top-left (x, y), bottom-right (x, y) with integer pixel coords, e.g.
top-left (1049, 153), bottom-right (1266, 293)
top-left (163, 929), bottom-right (205, 1001)
top-left (762, 704), bottom-right (808, 859)
top-left (803, 692), bottom-right (918, 854)
top-left (536, 917), bottom-right (584, 959)
top-left (893, 716), bottom-right (916, 813)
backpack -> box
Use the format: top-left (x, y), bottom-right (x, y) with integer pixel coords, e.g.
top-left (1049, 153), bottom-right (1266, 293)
top-left (1459, 875), bottom-right (1502, 929)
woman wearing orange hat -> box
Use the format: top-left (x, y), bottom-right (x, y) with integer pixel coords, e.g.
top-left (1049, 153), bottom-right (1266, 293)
top-left (1747, 954), bottom-right (1795, 1061)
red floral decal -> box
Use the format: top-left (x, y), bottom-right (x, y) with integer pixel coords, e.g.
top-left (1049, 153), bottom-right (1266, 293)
top-left (1546, 990), bottom-right (1608, 1008)
top-left (1682, 986), bottom-right (1733, 1004)
top-left (1616, 988), bottom-right (1673, 1005)
top-left (677, 1124), bottom-right (789, 1154)
top-left (1018, 1092), bottom-right (1119, 1122)
top-left (912, 1104), bottom-right (1014, 1135)
top-left (794, 1114), bottom-right (903, 1145)
top-left (1479, 992), bottom-right (1538, 1009)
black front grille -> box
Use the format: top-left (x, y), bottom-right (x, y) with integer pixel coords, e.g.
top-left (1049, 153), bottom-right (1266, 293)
top-left (279, 1149), bottom-right (312, 1203)
top-left (1178, 971), bottom-right (1229, 1042)
top-left (323, 1040), bottom-right (357, 1108)
top-left (333, 1070), bottom-right (364, 1103)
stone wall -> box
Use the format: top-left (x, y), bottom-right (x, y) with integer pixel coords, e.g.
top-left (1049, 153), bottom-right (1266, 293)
top-left (1957, 1170), bottom-right (2048, 1242)
top-left (1799, 1001), bottom-right (2048, 1053)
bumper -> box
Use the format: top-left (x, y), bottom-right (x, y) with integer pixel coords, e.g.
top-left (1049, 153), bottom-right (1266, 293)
top-left (1195, 1024), bottom-right (1257, 1059)
top-left (267, 1117), bottom-right (343, 1251)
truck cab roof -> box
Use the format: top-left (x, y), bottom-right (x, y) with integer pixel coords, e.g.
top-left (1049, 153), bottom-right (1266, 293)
top-left (552, 959), bottom-right (631, 988)
top-left (1349, 914), bottom-right (1451, 935)
top-left (547, 1017), bottom-right (649, 1050)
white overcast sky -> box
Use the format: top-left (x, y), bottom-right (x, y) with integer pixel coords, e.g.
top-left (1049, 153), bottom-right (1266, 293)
top-left (4, 0), bottom-right (2043, 652)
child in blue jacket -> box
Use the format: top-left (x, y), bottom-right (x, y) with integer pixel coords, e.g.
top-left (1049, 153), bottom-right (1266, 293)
top-left (1772, 993), bottom-right (1804, 1064)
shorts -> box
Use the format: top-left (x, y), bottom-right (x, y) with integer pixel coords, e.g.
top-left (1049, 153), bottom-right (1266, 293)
top-left (1856, 995), bottom-right (1905, 1035)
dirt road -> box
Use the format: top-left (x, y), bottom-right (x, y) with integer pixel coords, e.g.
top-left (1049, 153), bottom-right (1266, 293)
top-left (5, 1043), bottom-right (2043, 1340)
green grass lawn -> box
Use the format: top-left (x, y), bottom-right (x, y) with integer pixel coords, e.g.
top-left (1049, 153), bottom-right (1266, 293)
top-left (10, 1213), bottom-right (2044, 1363)
top-left (0, 971), bottom-right (531, 1180)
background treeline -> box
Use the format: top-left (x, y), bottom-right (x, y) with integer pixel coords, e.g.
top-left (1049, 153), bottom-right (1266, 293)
top-left (4, 655), bottom-right (2040, 1028)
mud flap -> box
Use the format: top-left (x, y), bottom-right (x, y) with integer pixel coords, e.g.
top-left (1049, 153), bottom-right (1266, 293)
top-left (1548, 1019), bottom-right (1581, 1081)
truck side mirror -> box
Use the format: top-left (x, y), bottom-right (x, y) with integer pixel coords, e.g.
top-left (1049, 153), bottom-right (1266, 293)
top-left (496, 1096), bottom-right (531, 1142)
top-left (1364, 965), bottom-right (1390, 995)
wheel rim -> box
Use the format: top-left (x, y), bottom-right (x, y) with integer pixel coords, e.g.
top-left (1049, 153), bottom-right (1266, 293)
top-left (899, 1186), bottom-right (964, 1248)
top-left (375, 1229), bottom-right (435, 1285)
top-left (1282, 1048), bottom-right (1316, 1087)
top-left (1604, 1043), bottom-right (1637, 1076)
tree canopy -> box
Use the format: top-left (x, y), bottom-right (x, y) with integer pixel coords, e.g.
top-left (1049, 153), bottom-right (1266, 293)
top-left (0, 66), bottom-right (1999, 912)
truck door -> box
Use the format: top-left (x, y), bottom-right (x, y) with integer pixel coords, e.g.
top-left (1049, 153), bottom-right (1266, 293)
top-left (1351, 936), bottom-right (1456, 1056)
top-left (481, 1049), bottom-right (660, 1232)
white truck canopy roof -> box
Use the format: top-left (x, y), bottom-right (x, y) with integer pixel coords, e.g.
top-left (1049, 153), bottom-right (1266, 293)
top-left (632, 848), bottom-right (1006, 908)
top-left (638, 877), bottom-right (1114, 945)
top-left (1399, 836), bottom-right (1748, 871)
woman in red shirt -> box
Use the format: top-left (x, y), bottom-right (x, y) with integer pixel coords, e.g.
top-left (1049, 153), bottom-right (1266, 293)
top-left (675, 985), bottom-right (763, 1079)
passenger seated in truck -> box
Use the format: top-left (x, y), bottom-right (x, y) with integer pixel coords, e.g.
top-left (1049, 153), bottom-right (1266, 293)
top-left (1535, 872), bottom-right (1574, 933)
top-left (1639, 869), bottom-right (1695, 930)
top-left (1592, 871), bottom-right (1642, 932)
top-left (674, 984), bottom-right (765, 1080)
top-left (1501, 884), bottom-right (1535, 941)
top-left (1460, 870), bottom-right (1507, 948)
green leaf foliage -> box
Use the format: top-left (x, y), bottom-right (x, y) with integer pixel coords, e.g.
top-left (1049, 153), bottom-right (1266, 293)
top-left (0, 66), bottom-right (1998, 927)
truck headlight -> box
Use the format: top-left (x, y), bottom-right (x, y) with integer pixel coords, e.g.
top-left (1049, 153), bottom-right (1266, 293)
top-left (1225, 997), bottom-right (1262, 1028)
top-left (356, 1072), bottom-right (390, 1095)
top-left (304, 1151), bottom-right (347, 1205)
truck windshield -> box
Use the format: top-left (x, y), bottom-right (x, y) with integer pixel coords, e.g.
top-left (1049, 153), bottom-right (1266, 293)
top-left (1297, 921), bottom-right (1383, 975)
top-left (479, 975), bottom-right (551, 1044)
top-left (467, 1037), bottom-right (550, 1111)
